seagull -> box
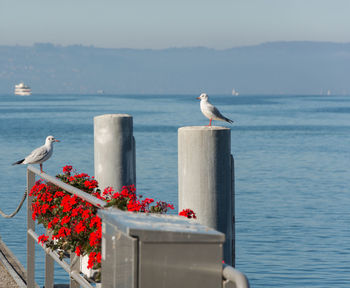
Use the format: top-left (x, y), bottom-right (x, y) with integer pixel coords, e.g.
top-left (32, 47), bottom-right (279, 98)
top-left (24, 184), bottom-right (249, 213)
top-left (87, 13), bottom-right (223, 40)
top-left (12, 135), bottom-right (60, 173)
top-left (197, 93), bottom-right (233, 126)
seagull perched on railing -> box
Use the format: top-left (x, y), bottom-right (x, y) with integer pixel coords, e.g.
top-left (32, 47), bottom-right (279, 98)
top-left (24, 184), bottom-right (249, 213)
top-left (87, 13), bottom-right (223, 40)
top-left (197, 93), bottom-right (233, 126)
top-left (12, 135), bottom-right (60, 173)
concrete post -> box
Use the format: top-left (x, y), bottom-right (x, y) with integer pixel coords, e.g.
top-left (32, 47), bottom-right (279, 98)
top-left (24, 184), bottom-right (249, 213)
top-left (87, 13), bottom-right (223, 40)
top-left (178, 126), bottom-right (234, 265)
top-left (94, 114), bottom-right (136, 192)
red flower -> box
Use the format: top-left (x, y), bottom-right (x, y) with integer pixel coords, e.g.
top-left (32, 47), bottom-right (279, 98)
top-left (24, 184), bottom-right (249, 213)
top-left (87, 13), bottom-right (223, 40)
top-left (61, 195), bottom-right (78, 212)
top-left (89, 230), bottom-right (101, 247)
top-left (54, 190), bottom-right (65, 198)
top-left (70, 195), bottom-right (78, 205)
top-left (84, 180), bottom-right (98, 190)
top-left (75, 173), bottom-right (89, 179)
top-left (38, 235), bottom-right (49, 244)
top-left (102, 187), bottom-right (114, 196)
top-left (75, 246), bottom-right (82, 256)
top-left (75, 221), bottom-right (86, 234)
top-left (57, 227), bottom-right (71, 237)
top-left (179, 209), bottom-right (197, 219)
top-left (41, 203), bottom-right (50, 214)
top-left (61, 215), bottom-right (71, 226)
top-left (87, 252), bottom-right (97, 269)
top-left (82, 209), bottom-right (91, 220)
top-left (96, 252), bottom-right (101, 263)
top-left (48, 217), bottom-right (59, 229)
top-left (89, 216), bottom-right (101, 228)
top-left (127, 200), bottom-right (142, 212)
top-left (71, 207), bottom-right (81, 217)
top-left (63, 165), bottom-right (73, 174)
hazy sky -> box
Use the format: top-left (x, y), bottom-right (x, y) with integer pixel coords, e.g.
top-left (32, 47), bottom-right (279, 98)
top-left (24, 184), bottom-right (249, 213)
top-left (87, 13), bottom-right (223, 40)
top-left (1, 0), bottom-right (349, 49)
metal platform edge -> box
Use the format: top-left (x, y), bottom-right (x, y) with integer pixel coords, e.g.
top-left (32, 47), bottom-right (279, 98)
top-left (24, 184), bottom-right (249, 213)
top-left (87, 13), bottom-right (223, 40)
top-left (0, 235), bottom-right (32, 288)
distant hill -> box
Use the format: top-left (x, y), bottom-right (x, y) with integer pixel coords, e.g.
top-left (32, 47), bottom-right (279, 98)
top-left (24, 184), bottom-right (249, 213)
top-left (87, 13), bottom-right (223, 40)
top-left (1, 42), bottom-right (350, 95)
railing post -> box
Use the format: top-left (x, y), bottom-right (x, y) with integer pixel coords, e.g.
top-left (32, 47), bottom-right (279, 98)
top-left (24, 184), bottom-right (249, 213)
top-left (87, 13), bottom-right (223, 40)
top-left (231, 155), bottom-right (235, 267)
top-left (70, 253), bottom-right (80, 288)
top-left (94, 114), bottom-right (136, 192)
top-left (178, 126), bottom-right (234, 265)
top-left (45, 229), bottom-right (54, 288)
top-left (27, 168), bottom-right (36, 288)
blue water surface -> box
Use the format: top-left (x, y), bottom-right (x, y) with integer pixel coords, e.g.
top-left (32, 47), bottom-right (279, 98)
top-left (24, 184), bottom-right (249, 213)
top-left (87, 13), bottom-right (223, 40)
top-left (0, 93), bottom-right (349, 287)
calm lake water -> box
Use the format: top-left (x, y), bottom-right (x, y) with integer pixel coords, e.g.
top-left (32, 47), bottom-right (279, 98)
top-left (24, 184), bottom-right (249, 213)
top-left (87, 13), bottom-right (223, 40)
top-left (0, 93), bottom-right (349, 287)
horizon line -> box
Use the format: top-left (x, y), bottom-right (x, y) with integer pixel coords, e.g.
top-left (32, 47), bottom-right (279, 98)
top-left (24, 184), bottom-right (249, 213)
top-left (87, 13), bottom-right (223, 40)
top-left (1, 40), bottom-right (350, 51)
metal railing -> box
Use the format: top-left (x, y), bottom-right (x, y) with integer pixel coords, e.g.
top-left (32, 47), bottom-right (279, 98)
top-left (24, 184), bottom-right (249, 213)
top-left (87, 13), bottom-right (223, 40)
top-left (27, 165), bottom-right (105, 288)
top-left (222, 264), bottom-right (250, 288)
top-left (26, 165), bottom-right (249, 288)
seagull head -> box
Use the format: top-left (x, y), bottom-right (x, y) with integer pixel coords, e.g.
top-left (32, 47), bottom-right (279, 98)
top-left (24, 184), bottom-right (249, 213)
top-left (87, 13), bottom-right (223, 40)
top-left (46, 135), bottom-right (60, 145)
top-left (196, 93), bottom-right (208, 101)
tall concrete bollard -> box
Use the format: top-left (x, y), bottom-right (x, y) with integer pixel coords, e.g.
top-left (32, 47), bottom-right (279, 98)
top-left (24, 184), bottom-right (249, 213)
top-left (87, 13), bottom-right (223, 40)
top-left (178, 126), bottom-right (234, 265)
top-left (94, 114), bottom-right (136, 192)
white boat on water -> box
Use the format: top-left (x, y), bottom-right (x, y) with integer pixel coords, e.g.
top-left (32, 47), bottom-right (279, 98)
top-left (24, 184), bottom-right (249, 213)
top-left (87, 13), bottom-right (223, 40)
top-left (232, 88), bottom-right (239, 96)
top-left (15, 83), bottom-right (32, 96)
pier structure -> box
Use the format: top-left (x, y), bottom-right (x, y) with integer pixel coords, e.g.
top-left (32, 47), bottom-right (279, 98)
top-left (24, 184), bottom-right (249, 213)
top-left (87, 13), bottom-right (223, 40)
top-left (94, 114), bottom-right (136, 192)
top-left (0, 236), bottom-right (26, 288)
top-left (0, 114), bottom-right (248, 287)
top-left (178, 126), bottom-right (235, 266)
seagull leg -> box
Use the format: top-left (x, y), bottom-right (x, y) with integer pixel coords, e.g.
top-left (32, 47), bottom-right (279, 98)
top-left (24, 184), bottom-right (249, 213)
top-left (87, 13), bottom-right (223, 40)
top-left (40, 163), bottom-right (43, 173)
top-left (205, 119), bottom-right (213, 127)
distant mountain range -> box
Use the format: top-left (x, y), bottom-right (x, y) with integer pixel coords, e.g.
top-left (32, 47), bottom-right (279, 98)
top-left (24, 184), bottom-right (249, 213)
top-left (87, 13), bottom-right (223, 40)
top-left (1, 41), bottom-right (350, 95)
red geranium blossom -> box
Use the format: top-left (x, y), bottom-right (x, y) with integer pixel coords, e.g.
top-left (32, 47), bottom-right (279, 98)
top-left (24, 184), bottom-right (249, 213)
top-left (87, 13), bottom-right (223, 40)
top-left (38, 235), bottom-right (49, 244)
top-left (62, 165), bottom-right (73, 174)
top-left (179, 209), bottom-right (197, 219)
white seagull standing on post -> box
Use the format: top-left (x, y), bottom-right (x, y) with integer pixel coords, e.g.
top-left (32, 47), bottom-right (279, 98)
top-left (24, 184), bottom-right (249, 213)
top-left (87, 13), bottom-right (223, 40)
top-left (197, 93), bottom-right (233, 126)
top-left (12, 135), bottom-right (60, 173)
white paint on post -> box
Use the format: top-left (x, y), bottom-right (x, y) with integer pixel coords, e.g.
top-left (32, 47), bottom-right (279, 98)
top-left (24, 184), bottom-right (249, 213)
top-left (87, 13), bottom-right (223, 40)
top-left (178, 126), bottom-right (234, 265)
top-left (94, 114), bottom-right (136, 192)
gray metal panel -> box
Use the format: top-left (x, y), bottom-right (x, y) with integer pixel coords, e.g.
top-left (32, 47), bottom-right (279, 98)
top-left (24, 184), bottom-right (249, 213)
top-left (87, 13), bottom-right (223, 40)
top-left (102, 219), bottom-right (137, 288)
top-left (99, 208), bottom-right (226, 288)
top-left (139, 242), bottom-right (223, 288)
top-left (99, 209), bottom-right (225, 243)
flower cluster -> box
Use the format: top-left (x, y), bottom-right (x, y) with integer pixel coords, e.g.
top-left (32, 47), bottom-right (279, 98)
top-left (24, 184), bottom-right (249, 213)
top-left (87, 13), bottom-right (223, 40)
top-left (179, 208), bottom-right (197, 219)
top-left (30, 165), bottom-right (196, 280)
top-left (30, 169), bottom-right (102, 272)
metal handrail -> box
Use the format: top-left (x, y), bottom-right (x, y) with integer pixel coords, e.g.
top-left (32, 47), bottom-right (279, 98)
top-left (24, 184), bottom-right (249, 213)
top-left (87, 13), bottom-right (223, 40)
top-left (27, 165), bottom-right (250, 288)
top-left (27, 165), bottom-right (104, 288)
top-left (28, 165), bottom-right (106, 208)
top-left (222, 264), bottom-right (250, 288)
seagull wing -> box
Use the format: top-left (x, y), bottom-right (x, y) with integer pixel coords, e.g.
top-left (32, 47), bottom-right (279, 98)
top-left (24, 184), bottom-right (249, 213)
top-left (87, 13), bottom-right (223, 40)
top-left (208, 103), bottom-right (233, 123)
top-left (205, 103), bottom-right (224, 118)
top-left (24, 145), bottom-right (49, 164)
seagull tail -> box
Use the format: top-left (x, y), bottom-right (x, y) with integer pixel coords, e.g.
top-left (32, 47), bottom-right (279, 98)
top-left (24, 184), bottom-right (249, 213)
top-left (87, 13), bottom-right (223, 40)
top-left (12, 159), bottom-right (25, 166)
top-left (224, 117), bottom-right (234, 124)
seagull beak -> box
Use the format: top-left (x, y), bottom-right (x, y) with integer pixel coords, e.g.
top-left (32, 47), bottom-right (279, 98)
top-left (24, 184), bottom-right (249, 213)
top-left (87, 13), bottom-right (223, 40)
top-left (55, 139), bottom-right (60, 142)
top-left (196, 97), bottom-right (200, 99)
